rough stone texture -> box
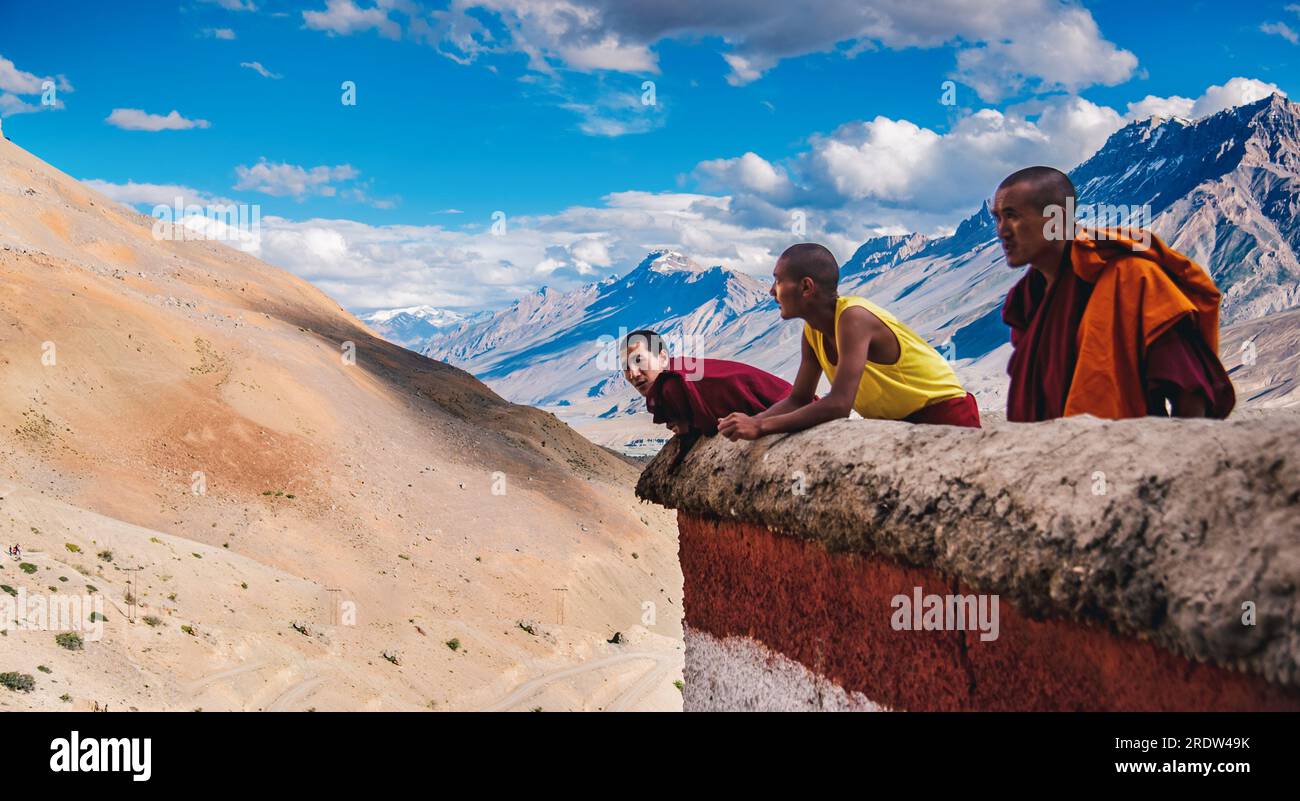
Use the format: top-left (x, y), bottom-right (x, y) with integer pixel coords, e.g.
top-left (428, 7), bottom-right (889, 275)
top-left (637, 413), bottom-right (1300, 686)
top-left (684, 627), bottom-right (888, 712)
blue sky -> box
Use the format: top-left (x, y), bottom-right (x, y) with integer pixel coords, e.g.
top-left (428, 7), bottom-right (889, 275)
top-left (2, 1), bottom-right (1298, 312)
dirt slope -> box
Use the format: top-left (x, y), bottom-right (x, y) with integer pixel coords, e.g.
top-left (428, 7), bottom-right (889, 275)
top-left (0, 136), bottom-right (682, 711)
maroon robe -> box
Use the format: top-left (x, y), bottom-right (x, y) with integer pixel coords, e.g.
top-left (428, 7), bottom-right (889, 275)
top-left (645, 357), bottom-right (792, 435)
top-left (1003, 243), bottom-right (1235, 422)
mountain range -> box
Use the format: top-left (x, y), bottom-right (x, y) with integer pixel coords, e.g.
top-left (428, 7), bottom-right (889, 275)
top-left (358, 305), bottom-right (487, 351)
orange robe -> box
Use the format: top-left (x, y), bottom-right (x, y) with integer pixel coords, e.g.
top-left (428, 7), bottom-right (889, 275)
top-left (1005, 228), bottom-right (1234, 420)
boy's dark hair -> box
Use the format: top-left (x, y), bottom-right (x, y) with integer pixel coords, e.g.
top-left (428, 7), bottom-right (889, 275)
top-left (623, 329), bottom-right (666, 355)
top-left (778, 243), bottom-right (840, 294)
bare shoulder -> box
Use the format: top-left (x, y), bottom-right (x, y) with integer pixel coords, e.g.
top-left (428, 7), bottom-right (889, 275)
top-left (838, 304), bottom-right (890, 337)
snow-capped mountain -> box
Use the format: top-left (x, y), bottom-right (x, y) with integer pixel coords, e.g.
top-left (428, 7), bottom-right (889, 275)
top-left (427, 93), bottom-right (1300, 448)
top-left (425, 250), bottom-right (769, 411)
top-left (359, 305), bottom-right (485, 350)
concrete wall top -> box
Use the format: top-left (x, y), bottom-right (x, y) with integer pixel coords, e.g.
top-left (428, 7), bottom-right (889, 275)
top-left (636, 413), bottom-right (1300, 686)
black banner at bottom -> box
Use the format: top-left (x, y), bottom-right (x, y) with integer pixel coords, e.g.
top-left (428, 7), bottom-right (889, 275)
top-left (2, 711), bottom-right (1293, 788)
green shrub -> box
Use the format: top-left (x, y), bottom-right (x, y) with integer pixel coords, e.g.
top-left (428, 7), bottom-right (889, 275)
top-left (36, 665), bottom-right (51, 674)
top-left (19, 563), bottom-right (37, 574)
top-left (142, 616), bottom-right (162, 627)
top-left (0, 672), bottom-right (35, 692)
top-left (181, 624), bottom-right (195, 636)
top-left (55, 632), bottom-right (83, 651)
top-left (0, 585), bottom-right (15, 597)
top-left (65, 543), bottom-right (81, 553)
top-left (445, 638), bottom-right (460, 652)
top-left (97, 550), bottom-right (112, 562)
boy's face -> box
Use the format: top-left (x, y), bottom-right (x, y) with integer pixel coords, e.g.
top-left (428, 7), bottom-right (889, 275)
top-left (770, 257), bottom-right (811, 319)
top-left (623, 341), bottom-right (669, 396)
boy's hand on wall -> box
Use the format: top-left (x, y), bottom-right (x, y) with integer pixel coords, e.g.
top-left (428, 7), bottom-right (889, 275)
top-left (718, 412), bottom-right (763, 441)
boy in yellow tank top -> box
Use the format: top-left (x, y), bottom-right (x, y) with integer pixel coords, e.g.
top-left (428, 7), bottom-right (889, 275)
top-left (718, 243), bottom-right (980, 440)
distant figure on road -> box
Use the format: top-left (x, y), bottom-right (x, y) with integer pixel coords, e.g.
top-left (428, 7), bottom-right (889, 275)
top-left (622, 330), bottom-right (792, 437)
top-left (994, 166), bottom-right (1234, 421)
top-left (718, 243), bottom-right (980, 441)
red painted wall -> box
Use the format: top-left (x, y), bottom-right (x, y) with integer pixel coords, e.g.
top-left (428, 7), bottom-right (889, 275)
top-left (680, 513), bottom-right (1300, 712)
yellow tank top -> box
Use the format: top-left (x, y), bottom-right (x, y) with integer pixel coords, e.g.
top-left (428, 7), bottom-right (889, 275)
top-left (803, 296), bottom-right (967, 420)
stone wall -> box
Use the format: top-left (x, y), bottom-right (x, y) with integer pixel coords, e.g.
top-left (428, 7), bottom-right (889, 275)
top-left (636, 413), bottom-right (1300, 711)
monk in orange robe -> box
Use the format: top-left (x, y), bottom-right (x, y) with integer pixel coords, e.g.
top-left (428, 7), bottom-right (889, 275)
top-left (993, 166), bottom-right (1234, 422)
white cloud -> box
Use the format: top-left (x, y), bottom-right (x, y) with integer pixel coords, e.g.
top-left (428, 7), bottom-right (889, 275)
top-left (201, 0), bottom-right (257, 11)
top-left (1190, 77), bottom-right (1285, 119)
top-left (106, 108), bottom-right (211, 131)
top-left (557, 35), bottom-right (656, 73)
top-left (0, 56), bottom-right (51, 94)
top-left (702, 94), bottom-right (1120, 222)
top-left (559, 86), bottom-right (662, 136)
top-left (953, 6), bottom-right (1137, 101)
top-left (0, 54), bottom-right (72, 118)
top-left (80, 179), bottom-right (236, 209)
top-left (204, 28), bottom-right (237, 40)
top-left (234, 190), bottom-right (810, 309)
top-left (82, 77), bottom-right (1290, 313)
top-left (1261, 21), bottom-right (1299, 45)
top-left (1125, 77), bottom-right (1285, 122)
top-left (693, 152), bottom-right (793, 200)
top-left (305, 1), bottom-right (1135, 101)
top-left (693, 77), bottom-right (1288, 230)
top-left (1124, 93), bottom-right (1195, 121)
top-left (240, 61), bottom-right (283, 79)
top-left (0, 94), bottom-right (43, 117)
top-left (233, 158), bottom-right (361, 199)
top-left (457, 0), bottom-right (1133, 98)
top-left (303, 0), bottom-right (402, 40)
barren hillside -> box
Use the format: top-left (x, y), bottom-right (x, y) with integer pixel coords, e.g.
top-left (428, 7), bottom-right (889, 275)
top-left (0, 136), bottom-right (682, 711)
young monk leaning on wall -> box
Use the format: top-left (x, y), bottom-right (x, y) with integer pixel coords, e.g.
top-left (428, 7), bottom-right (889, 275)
top-left (622, 329), bottom-right (793, 437)
top-left (718, 243), bottom-right (980, 442)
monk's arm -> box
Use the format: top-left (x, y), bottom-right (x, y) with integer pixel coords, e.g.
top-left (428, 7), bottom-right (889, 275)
top-left (755, 337), bottom-right (822, 419)
top-left (747, 309), bottom-right (873, 435)
top-left (1146, 318), bottom-right (1235, 419)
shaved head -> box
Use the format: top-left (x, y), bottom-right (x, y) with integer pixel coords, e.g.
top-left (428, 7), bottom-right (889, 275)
top-left (777, 243), bottom-right (839, 294)
top-left (997, 166), bottom-right (1076, 215)
top-left (992, 166), bottom-right (1076, 270)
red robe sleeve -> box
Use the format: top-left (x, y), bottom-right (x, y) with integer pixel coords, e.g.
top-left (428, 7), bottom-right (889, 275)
top-left (649, 374), bottom-right (697, 431)
top-left (1144, 317), bottom-right (1235, 418)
